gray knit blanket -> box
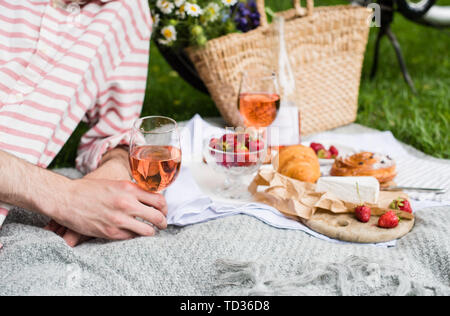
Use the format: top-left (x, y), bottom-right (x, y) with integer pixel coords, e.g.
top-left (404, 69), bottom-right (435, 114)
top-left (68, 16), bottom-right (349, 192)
top-left (0, 202), bottom-right (449, 296)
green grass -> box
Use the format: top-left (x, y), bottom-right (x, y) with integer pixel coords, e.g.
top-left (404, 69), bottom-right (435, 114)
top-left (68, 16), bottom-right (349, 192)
top-left (50, 0), bottom-right (450, 168)
top-left (359, 0), bottom-right (450, 159)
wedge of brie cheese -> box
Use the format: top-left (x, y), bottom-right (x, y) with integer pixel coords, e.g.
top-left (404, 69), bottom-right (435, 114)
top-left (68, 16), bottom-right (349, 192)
top-left (315, 177), bottom-right (380, 204)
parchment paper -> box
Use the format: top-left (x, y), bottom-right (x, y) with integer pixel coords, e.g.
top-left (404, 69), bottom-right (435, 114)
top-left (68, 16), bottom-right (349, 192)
top-left (249, 168), bottom-right (415, 222)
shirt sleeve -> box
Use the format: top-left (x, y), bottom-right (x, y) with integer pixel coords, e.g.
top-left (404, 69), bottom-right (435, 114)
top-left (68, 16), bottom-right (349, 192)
top-left (0, 203), bottom-right (11, 229)
top-left (76, 36), bottom-right (150, 174)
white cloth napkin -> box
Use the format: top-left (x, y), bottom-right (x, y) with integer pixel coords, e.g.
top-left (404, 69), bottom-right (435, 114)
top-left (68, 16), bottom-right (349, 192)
top-left (166, 115), bottom-right (450, 247)
top-left (166, 164), bottom-right (399, 247)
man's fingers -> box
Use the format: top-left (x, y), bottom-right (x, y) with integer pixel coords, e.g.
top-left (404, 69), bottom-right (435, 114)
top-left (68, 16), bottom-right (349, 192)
top-left (79, 235), bottom-right (92, 244)
top-left (56, 226), bottom-right (67, 237)
top-left (63, 230), bottom-right (83, 248)
top-left (115, 230), bottom-right (137, 240)
top-left (131, 205), bottom-right (167, 230)
top-left (121, 216), bottom-right (156, 237)
top-left (135, 189), bottom-right (168, 216)
top-left (44, 220), bottom-right (60, 232)
top-left (63, 230), bottom-right (93, 247)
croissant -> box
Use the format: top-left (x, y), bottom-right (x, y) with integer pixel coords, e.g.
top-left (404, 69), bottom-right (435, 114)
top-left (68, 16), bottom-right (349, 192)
top-left (277, 145), bottom-right (321, 183)
top-left (330, 152), bottom-right (396, 185)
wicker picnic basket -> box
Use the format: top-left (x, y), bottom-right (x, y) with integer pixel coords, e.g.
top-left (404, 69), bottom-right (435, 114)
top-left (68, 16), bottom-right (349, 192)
top-left (186, 0), bottom-right (371, 135)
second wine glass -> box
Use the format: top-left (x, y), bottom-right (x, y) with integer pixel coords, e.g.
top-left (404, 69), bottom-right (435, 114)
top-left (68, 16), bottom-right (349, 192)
top-left (238, 70), bottom-right (281, 128)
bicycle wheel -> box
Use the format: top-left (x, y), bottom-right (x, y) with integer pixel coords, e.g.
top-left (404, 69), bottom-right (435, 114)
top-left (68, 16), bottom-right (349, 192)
top-left (396, 0), bottom-right (436, 20)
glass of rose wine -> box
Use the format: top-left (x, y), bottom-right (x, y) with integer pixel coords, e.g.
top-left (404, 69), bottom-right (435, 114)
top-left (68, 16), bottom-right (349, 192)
top-left (129, 116), bottom-right (182, 193)
top-left (238, 70), bottom-right (281, 129)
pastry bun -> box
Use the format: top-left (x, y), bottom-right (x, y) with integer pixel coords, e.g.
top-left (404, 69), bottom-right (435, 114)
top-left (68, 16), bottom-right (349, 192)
top-left (330, 152), bottom-right (396, 185)
top-left (276, 145), bottom-right (321, 183)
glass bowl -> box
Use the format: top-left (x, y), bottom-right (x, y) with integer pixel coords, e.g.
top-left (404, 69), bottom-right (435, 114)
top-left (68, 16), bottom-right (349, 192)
top-left (203, 132), bottom-right (267, 199)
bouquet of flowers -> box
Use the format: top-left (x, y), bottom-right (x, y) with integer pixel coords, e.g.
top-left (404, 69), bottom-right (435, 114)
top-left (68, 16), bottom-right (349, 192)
top-left (149, 0), bottom-right (261, 48)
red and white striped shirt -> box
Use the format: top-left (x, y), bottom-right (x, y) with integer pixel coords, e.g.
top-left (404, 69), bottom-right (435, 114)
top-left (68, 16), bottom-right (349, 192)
top-left (0, 0), bottom-right (152, 228)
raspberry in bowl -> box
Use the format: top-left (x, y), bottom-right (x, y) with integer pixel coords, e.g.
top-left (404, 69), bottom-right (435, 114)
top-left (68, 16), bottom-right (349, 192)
top-left (203, 132), bottom-right (267, 199)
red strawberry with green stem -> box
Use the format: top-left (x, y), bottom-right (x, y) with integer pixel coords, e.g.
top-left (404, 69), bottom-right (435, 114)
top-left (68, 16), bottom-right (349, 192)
top-left (355, 205), bottom-right (371, 223)
top-left (354, 183), bottom-right (371, 223)
top-left (249, 140), bottom-right (264, 152)
top-left (209, 138), bottom-right (220, 156)
top-left (317, 149), bottom-right (332, 159)
top-left (221, 134), bottom-right (236, 151)
top-left (329, 146), bottom-right (339, 158)
top-left (236, 143), bottom-right (251, 167)
top-left (310, 142), bottom-right (324, 153)
top-left (378, 211), bottom-right (400, 228)
top-left (390, 198), bottom-right (413, 214)
top-left (238, 133), bottom-right (251, 148)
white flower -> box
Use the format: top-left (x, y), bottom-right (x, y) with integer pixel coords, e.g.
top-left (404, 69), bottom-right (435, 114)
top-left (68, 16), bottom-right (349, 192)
top-left (205, 3), bottom-right (220, 22)
top-left (160, 25), bottom-right (177, 45)
top-left (157, 0), bottom-right (175, 14)
top-left (185, 3), bottom-right (203, 17)
top-left (221, 0), bottom-right (238, 6)
top-left (153, 14), bottom-right (160, 27)
top-left (174, 0), bottom-right (185, 7)
top-left (158, 38), bottom-right (170, 45)
top-left (175, 4), bottom-right (186, 19)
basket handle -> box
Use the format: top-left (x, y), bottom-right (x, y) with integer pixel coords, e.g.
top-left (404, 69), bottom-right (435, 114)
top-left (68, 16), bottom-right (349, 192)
top-left (257, 0), bottom-right (315, 28)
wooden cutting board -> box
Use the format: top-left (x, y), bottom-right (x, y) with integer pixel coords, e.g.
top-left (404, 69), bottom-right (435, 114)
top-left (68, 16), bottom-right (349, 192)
top-left (301, 210), bottom-right (415, 244)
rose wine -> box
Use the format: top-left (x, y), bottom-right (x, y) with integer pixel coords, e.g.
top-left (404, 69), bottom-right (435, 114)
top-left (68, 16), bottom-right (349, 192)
top-left (239, 93), bottom-right (281, 128)
top-left (130, 145), bottom-right (182, 193)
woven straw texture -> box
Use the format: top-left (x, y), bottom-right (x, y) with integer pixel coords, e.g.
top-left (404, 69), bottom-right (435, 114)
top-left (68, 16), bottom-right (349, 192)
top-left (187, 0), bottom-right (371, 135)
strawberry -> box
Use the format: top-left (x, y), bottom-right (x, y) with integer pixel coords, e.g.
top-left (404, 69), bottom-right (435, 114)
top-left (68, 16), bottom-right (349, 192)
top-left (244, 134), bottom-right (251, 147)
top-left (236, 143), bottom-right (250, 167)
top-left (317, 149), bottom-right (332, 159)
top-left (355, 205), bottom-right (371, 223)
top-left (209, 137), bottom-right (219, 148)
top-left (218, 153), bottom-right (235, 168)
top-left (390, 198), bottom-right (413, 214)
top-left (378, 211), bottom-right (400, 229)
top-left (249, 140), bottom-right (264, 152)
top-left (238, 157), bottom-right (256, 167)
top-left (209, 138), bottom-right (220, 156)
top-left (236, 133), bottom-right (251, 148)
top-left (221, 134), bottom-right (236, 151)
top-left (215, 133), bottom-right (264, 168)
top-left (235, 141), bottom-right (247, 150)
top-left (221, 134), bottom-right (232, 143)
top-left (310, 142), bottom-right (325, 153)
top-left (329, 145), bottom-right (339, 158)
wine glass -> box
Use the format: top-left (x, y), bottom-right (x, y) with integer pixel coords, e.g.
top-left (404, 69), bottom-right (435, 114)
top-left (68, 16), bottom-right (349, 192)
top-left (238, 70), bottom-right (281, 129)
top-left (129, 116), bottom-right (182, 193)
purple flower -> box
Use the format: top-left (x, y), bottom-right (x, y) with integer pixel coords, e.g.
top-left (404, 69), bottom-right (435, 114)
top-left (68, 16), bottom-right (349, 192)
top-left (240, 8), bottom-right (251, 16)
top-left (233, 0), bottom-right (261, 33)
top-left (248, 0), bottom-right (257, 9)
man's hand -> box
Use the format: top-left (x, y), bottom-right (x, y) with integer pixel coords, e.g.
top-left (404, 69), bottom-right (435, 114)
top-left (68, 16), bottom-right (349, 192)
top-left (44, 219), bottom-right (91, 246)
top-left (50, 178), bottom-right (168, 240)
top-left (45, 148), bottom-right (167, 247)
top-left (45, 178), bottom-right (168, 246)
top-left (0, 148), bottom-right (168, 248)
